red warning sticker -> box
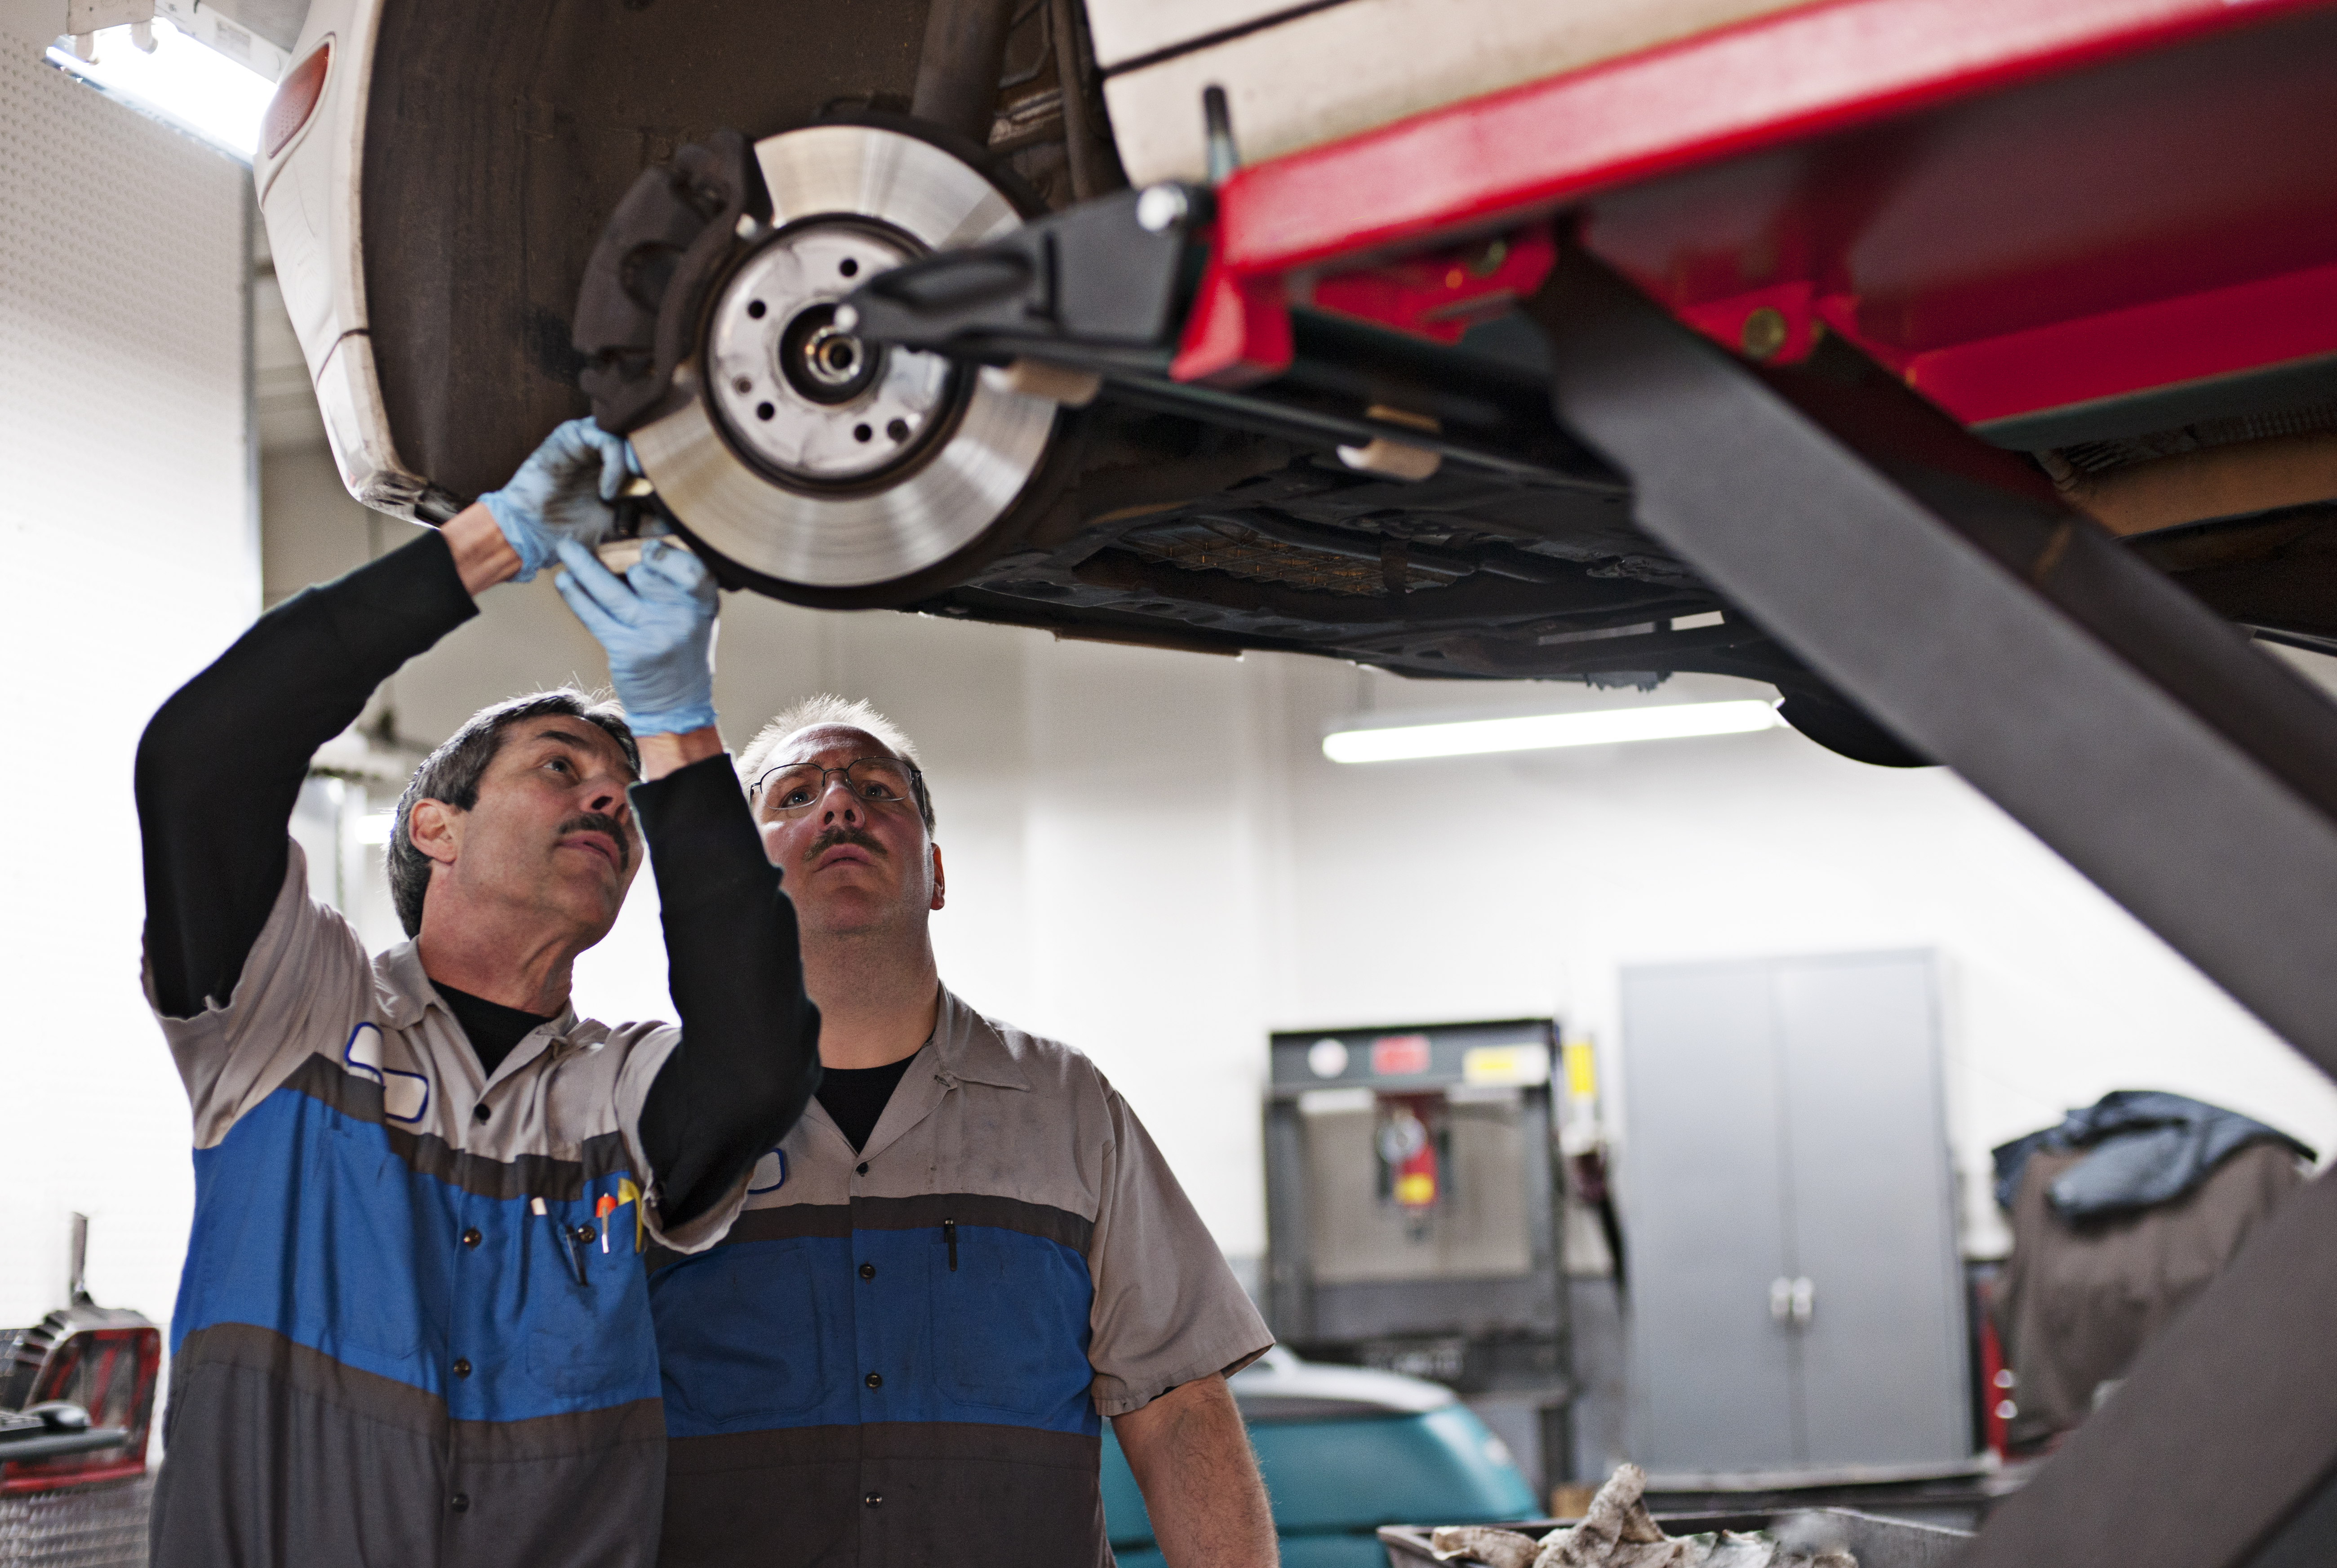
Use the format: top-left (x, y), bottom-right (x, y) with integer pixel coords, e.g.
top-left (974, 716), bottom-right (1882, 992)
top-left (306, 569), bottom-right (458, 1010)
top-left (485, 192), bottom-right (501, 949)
top-left (1371, 1034), bottom-right (1431, 1076)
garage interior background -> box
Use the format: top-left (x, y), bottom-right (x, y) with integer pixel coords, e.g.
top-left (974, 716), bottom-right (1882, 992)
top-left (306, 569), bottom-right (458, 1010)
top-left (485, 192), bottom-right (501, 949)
top-left (8, 9), bottom-right (2337, 1483)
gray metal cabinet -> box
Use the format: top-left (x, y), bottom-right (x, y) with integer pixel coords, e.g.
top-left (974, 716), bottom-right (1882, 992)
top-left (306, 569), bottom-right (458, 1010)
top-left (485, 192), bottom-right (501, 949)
top-left (1619, 952), bottom-right (1968, 1473)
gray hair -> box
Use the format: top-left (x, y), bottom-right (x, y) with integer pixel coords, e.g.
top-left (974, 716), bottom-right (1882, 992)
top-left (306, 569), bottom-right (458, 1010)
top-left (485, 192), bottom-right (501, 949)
top-left (738, 694), bottom-right (935, 834)
top-left (387, 689), bottom-right (639, 937)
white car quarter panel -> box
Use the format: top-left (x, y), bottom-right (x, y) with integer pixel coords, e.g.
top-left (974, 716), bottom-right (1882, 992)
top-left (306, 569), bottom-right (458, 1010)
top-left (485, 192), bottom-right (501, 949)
top-left (1100, 0), bottom-right (1821, 187)
top-left (315, 332), bottom-right (429, 510)
top-left (1079, 0), bottom-right (1335, 71)
top-left (255, 0), bottom-right (427, 513)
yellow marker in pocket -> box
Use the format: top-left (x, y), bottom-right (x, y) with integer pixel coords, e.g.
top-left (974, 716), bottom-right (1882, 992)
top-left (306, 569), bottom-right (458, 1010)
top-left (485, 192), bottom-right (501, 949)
top-left (617, 1179), bottom-right (645, 1253)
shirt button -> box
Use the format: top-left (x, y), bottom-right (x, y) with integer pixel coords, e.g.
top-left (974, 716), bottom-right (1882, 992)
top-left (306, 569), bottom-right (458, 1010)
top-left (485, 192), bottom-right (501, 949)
top-left (473, 1104), bottom-right (491, 1123)
top-left (858, 1262), bottom-right (876, 1280)
top-left (864, 1492), bottom-right (883, 1509)
top-left (864, 1372), bottom-right (882, 1390)
top-left (855, 1162), bottom-right (868, 1175)
top-left (573, 1224), bottom-right (596, 1245)
top-left (450, 1493), bottom-right (471, 1514)
top-left (461, 1228), bottom-right (482, 1249)
top-left (453, 1358), bottom-right (472, 1379)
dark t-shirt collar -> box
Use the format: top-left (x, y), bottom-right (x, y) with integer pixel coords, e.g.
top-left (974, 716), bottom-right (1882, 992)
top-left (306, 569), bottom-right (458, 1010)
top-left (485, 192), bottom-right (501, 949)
top-left (431, 980), bottom-right (557, 1078)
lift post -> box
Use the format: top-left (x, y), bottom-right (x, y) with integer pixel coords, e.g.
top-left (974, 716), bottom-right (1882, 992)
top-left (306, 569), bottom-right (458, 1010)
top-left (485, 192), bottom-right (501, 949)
top-left (1527, 249), bottom-right (2337, 1568)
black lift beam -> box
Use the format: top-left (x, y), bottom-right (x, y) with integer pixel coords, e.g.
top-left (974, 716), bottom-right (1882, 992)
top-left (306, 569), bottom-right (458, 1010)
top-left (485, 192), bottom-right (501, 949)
top-left (1527, 250), bottom-right (2337, 1568)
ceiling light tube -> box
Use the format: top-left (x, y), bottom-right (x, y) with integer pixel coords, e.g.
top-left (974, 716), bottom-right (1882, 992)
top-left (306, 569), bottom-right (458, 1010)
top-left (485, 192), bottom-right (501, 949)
top-left (1323, 699), bottom-right (1781, 763)
top-left (47, 20), bottom-right (275, 160)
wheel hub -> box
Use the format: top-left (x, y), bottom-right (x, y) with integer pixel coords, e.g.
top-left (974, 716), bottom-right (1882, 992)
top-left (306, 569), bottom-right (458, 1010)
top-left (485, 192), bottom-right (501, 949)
top-left (706, 222), bottom-right (954, 483)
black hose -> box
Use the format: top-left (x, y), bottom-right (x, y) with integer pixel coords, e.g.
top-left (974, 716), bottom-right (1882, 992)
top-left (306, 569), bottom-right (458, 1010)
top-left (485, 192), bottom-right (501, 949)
top-left (1049, 0), bottom-right (1106, 200)
top-left (911, 0), bottom-right (1021, 145)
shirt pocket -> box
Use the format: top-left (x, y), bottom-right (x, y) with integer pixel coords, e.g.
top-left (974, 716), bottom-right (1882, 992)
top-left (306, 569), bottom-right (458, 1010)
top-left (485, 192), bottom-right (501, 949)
top-left (931, 1222), bottom-right (1095, 1420)
top-left (652, 1238), bottom-right (846, 1428)
top-left (299, 1103), bottom-right (426, 1362)
top-left (523, 1208), bottom-right (656, 1404)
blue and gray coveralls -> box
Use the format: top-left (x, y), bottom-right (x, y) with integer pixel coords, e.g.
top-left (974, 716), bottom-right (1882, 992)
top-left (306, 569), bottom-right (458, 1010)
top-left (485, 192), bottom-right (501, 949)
top-left (135, 530), bottom-right (820, 1567)
top-left (648, 986), bottom-right (1272, 1568)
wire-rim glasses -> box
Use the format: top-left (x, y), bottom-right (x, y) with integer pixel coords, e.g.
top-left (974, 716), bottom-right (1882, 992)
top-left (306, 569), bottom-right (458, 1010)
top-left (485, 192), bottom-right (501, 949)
top-left (750, 757), bottom-right (926, 818)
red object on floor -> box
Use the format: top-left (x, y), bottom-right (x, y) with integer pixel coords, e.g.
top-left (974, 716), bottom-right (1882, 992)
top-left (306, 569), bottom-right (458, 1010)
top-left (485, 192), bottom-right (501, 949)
top-left (1974, 1272), bottom-right (2013, 1460)
top-left (1182, 0), bottom-right (2337, 432)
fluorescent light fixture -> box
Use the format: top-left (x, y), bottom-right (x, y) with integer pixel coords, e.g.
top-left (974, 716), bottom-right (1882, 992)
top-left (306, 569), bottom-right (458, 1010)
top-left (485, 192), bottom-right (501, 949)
top-left (1323, 700), bottom-right (1782, 763)
top-left (47, 20), bottom-right (275, 161)
top-left (355, 811), bottom-right (398, 847)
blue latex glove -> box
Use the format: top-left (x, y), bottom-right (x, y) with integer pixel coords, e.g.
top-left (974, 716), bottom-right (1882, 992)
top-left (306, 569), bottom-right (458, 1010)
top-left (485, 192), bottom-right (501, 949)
top-left (479, 419), bottom-right (636, 582)
top-left (552, 537), bottom-right (720, 736)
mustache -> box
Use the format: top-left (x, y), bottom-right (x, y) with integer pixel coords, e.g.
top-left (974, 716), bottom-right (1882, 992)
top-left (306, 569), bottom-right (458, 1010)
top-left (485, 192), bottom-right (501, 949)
top-left (806, 825), bottom-right (886, 864)
top-left (557, 812), bottom-right (633, 872)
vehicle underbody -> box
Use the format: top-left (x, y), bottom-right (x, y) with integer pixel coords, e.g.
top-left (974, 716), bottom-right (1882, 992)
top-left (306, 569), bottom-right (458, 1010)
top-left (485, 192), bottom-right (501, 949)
top-left (343, 0), bottom-right (2336, 769)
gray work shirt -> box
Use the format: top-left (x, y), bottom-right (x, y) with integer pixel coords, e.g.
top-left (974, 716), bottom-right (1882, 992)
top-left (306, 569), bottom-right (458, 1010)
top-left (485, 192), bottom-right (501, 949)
top-left (648, 985), bottom-right (1272, 1568)
top-left (148, 844), bottom-right (742, 1568)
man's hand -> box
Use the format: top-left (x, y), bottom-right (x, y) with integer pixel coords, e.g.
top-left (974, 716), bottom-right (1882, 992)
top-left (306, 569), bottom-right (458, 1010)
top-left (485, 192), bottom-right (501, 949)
top-left (555, 537), bottom-right (723, 776)
top-left (1113, 1374), bottom-right (1277, 1568)
top-left (478, 418), bottom-right (635, 582)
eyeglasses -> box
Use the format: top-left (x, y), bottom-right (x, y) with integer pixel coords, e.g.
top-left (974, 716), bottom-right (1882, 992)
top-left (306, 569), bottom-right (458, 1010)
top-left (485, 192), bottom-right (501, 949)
top-left (750, 757), bottom-right (927, 818)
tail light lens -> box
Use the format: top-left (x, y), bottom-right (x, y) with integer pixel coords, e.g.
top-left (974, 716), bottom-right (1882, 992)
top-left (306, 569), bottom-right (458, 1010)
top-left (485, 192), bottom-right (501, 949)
top-left (262, 39), bottom-right (331, 160)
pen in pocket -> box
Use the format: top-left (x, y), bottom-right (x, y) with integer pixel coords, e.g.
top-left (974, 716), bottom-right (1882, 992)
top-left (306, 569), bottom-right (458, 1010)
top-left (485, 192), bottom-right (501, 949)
top-left (533, 1195), bottom-right (588, 1286)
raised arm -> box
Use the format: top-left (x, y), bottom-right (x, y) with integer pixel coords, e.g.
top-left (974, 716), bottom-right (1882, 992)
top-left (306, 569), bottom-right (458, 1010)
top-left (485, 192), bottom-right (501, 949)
top-left (555, 538), bottom-right (822, 1229)
top-left (138, 528), bottom-right (481, 1018)
top-left (137, 418), bottom-right (630, 1018)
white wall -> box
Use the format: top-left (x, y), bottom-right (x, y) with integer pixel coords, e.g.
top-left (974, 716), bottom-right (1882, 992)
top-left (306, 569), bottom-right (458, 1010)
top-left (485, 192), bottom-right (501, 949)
top-left (1261, 661), bottom-right (2337, 1258)
top-left (0, 28), bottom-right (255, 1327)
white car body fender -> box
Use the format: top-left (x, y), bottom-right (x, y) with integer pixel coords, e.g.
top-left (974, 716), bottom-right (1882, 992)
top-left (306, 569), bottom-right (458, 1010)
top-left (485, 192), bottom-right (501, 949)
top-left (253, 0), bottom-right (440, 517)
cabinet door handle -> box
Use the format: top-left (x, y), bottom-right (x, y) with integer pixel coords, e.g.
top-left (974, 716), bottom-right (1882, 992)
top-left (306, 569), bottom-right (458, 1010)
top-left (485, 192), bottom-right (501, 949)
top-left (1769, 1276), bottom-right (1793, 1323)
top-left (1790, 1276), bottom-right (1815, 1327)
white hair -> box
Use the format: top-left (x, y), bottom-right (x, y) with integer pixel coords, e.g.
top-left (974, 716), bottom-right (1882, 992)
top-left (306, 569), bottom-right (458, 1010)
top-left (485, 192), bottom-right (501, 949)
top-left (737, 695), bottom-right (933, 831)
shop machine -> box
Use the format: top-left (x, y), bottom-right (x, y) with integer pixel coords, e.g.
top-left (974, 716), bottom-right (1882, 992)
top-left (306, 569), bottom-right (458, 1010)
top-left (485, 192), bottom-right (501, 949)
top-left (1264, 1019), bottom-right (1571, 1492)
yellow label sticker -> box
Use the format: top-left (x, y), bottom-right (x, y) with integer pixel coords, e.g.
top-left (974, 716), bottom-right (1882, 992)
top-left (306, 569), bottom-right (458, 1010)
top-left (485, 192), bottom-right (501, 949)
top-left (1462, 1044), bottom-right (1552, 1086)
top-left (1564, 1040), bottom-right (1597, 1100)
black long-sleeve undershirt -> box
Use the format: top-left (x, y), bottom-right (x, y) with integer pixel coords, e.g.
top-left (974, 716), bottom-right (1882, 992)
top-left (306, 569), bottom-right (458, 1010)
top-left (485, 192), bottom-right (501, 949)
top-left (135, 530), bottom-right (819, 1228)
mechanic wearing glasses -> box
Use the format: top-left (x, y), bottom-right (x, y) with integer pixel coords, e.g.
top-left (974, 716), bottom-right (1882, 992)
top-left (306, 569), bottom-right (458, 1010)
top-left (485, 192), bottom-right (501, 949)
top-left (137, 421), bottom-right (819, 1568)
top-left (644, 696), bottom-right (1277, 1568)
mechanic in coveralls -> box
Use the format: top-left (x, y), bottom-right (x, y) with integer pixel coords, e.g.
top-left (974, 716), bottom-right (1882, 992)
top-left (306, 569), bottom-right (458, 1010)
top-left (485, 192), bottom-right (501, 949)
top-left (641, 693), bottom-right (1279, 1568)
top-left (137, 422), bottom-right (821, 1567)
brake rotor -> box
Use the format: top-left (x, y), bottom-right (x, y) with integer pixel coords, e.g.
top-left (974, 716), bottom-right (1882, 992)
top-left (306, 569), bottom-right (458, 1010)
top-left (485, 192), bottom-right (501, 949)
top-left (631, 124), bottom-right (1058, 596)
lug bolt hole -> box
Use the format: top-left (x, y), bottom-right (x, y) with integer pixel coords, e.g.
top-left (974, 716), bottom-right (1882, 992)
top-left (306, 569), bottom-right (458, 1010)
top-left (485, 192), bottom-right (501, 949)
top-left (887, 419), bottom-right (910, 441)
top-left (839, 258), bottom-right (859, 278)
top-left (746, 299), bottom-right (767, 319)
top-left (733, 377), bottom-right (753, 394)
top-left (756, 402), bottom-right (776, 421)
top-left (853, 423), bottom-right (873, 443)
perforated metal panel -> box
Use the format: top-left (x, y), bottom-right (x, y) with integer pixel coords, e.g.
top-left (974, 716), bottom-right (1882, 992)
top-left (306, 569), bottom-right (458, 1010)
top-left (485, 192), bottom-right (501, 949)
top-left (0, 1476), bottom-right (151, 1568)
top-left (0, 27), bottom-right (256, 1339)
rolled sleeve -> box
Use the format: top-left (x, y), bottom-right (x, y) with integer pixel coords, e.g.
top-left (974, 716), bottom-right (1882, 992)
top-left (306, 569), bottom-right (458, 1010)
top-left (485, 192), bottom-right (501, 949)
top-left (1085, 1090), bottom-right (1273, 1417)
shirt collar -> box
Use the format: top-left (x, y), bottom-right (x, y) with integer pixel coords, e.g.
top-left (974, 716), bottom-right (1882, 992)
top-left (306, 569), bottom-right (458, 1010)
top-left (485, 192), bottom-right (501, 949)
top-left (928, 985), bottom-right (1031, 1092)
top-left (374, 941), bottom-right (582, 1043)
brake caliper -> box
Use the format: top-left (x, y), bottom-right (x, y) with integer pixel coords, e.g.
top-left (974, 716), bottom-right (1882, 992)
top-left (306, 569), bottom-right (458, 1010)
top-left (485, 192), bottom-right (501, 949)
top-left (573, 130), bottom-right (769, 434)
